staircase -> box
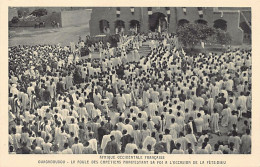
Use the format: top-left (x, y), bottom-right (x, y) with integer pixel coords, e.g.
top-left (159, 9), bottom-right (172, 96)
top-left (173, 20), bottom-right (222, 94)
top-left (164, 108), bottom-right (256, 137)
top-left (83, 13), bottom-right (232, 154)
top-left (138, 41), bottom-right (151, 58)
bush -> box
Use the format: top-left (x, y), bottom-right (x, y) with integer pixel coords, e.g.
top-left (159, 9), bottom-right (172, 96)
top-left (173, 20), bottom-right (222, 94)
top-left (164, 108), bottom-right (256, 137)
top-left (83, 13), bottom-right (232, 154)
top-left (30, 8), bottom-right (48, 17)
top-left (11, 16), bottom-right (19, 24)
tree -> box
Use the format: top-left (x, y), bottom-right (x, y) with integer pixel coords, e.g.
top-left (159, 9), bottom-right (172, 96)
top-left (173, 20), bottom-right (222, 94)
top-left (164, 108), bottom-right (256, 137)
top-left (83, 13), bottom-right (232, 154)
top-left (11, 16), bottom-right (19, 24)
top-left (30, 8), bottom-right (48, 17)
top-left (212, 29), bottom-right (232, 45)
top-left (177, 23), bottom-right (215, 49)
top-left (17, 8), bottom-right (30, 18)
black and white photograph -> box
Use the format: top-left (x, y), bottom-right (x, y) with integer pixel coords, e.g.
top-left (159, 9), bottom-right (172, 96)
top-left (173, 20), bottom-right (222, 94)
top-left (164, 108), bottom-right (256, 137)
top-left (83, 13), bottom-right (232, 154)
top-left (6, 6), bottom-right (253, 155)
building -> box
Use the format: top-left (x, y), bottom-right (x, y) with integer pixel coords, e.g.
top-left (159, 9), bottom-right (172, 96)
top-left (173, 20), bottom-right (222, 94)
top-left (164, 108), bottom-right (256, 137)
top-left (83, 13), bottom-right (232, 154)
top-left (89, 7), bottom-right (251, 44)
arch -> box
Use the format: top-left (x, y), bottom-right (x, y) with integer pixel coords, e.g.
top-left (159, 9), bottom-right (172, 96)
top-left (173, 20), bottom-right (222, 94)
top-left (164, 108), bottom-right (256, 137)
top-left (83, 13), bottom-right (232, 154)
top-left (115, 20), bottom-right (125, 34)
top-left (129, 20), bottom-right (140, 28)
top-left (195, 19), bottom-right (208, 25)
top-left (213, 19), bottom-right (227, 31)
top-left (99, 19), bottom-right (110, 34)
top-left (129, 20), bottom-right (140, 33)
top-left (178, 19), bottom-right (190, 27)
top-left (149, 12), bottom-right (167, 32)
top-left (240, 21), bottom-right (251, 34)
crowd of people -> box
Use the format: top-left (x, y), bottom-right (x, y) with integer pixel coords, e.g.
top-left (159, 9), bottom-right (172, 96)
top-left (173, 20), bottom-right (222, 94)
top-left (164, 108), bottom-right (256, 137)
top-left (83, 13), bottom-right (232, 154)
top-left (8, 32), bottom-right (251, 154)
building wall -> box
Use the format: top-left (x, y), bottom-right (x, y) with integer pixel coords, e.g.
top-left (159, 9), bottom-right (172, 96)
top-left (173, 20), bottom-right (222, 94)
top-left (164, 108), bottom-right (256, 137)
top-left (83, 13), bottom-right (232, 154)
top-left (61, 9), bottom-right (92, 27)
top-left (213, 11), bottom-right (244, 45)
top-left (90, 7), bottom-right (250, 44)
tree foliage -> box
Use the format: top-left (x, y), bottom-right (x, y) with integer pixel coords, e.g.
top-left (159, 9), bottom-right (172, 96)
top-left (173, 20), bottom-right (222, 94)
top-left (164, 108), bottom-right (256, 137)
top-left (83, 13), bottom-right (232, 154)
top-left (17, 8), bottom-right (30, 18)
top-left (212, 29), bottom-right (232, 45)
top-left (30, 8), bottom-right (48, 17)
top-left (177, 23), bottom-right (215, 48)
top-left (177, 23), bottom-right (232, 48)
top-left (11, 16), bottom-right (19, 24)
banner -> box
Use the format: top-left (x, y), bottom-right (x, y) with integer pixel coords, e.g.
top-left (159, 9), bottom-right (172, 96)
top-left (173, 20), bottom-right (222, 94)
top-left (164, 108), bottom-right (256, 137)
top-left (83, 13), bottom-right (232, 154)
top-left (116, 7), bottom-right (120, 17)
top-left (130, 7), bottom-right (134, 15)
top-left (183, 7), bottom-right (187, 15)
top-left (148, 7), bottom-right (152, 16)
top-left (197, 7), bottom-right (203, 18)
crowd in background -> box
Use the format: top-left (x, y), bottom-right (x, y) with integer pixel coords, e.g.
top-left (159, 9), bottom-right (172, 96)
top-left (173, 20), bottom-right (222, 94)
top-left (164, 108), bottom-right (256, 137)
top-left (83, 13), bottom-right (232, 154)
top-left (8, 32), bottom-right (251, 154)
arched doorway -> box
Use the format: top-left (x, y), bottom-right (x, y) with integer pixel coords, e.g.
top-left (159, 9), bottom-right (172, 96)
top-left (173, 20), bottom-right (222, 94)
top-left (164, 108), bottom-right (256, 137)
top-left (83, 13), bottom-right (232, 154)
top-left (178, 19), bottom-right (190, 27)
top-left (149, 12), bottom-right (167, 32)
top-left (115, 20), bottom-right (125, 34)
top-left (240, 21), bottom-right (251, 44)
top-left (240, 21), bottom-right (251, 34)
top-left (195, 19), bottom-right (208, 25)
top-left (129, 20), bottom-right (140, 34)
top-left (213, 19), bottom-right (227, 31)
top-left (99, 20), bottom-right (110, 34)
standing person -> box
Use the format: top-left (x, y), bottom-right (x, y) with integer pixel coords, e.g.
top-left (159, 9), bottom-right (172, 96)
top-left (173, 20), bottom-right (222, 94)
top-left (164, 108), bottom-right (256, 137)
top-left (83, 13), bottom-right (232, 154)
top-left (42, 136), bottom-right (52, 154)
top-left (132, 125), bottom-right (141, 147)
top-left (82, 142), bottom-right (94, 154)
top-left (196, 142), bottom-right (209, 154)
top-left (171, 143), bottom-right (184, 154)
top-left (71, 137), bottom-right (84, 154)
top-left (228, 131), bottom-right (241, 153)
top-left (61, 143), bottom-right (73, 154)
top-left (124, 137), bottom-right (138, 154)
top-left (175, 132), bottom-right (190, 151)
top-left (142, 132), bottom-right (156, 151)
top-left (104, 135), bottom-right (121, 154)
top-left (194, 113), bottom-right (203, 136)
top-left (162, 129), bottom-right (172, 154)
top-left (110, 125), bottom-right (123, 147)
top-left (211, 144), bottom-right (223, 154)
top-left (117, 93), bottom-right (126, 112)
top-left (240, 129), bottom-right (251, 154)
top-left (229, 111), bottom-right (238, 131)
top-left (88, 133), bottom-right (98, 153)
top-left (221, 105), bottom-right (231, 127)
top-left (210, 108), bottom-right (220, 135)
top-left (97, 121), bottom-right (108, 144)
top-left (56, 78), bottom-right (65, 96)
top-left (120, 130), bottom-right (131, 153)
top-left (185, 128), bottom-right (197, 150)
top-left (202, 110), bottom-right (210, 133)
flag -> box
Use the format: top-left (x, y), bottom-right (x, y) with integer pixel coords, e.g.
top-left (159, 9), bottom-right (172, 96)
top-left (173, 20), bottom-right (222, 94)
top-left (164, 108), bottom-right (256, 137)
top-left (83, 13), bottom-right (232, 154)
top-left (116, 7), bottom-right (120, 17)
top-left (130, 7), bottom-right (134, 15)
top-left (197, 7), bottom-right (203, 18)
top-left (165, 7), bottom-right (170, 14)
top-left (221, 11), bottom-right (223, 17)
top-left (183, 7), bottom-right (187, 15)
top-left (148, 7), bottom-right (152, 16)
